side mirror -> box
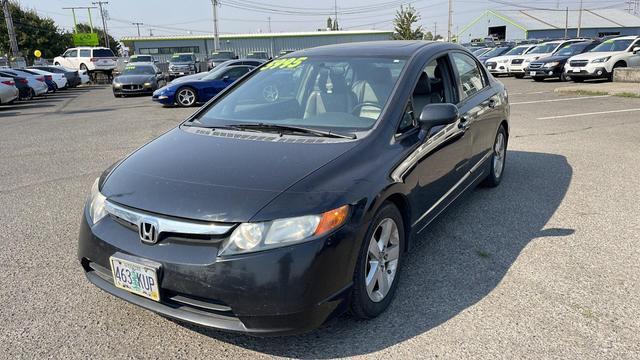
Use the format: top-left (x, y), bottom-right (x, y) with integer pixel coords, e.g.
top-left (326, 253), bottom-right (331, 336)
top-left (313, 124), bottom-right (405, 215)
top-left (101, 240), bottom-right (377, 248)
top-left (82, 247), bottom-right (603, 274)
top-left (633, 47), bottom-right (640, 54)
top-left (418, 103), bottom-right (459, 129)
top-left (123, 60), bottom-right (129, 64)
top-left (222, 75), bottom-right (231, 81)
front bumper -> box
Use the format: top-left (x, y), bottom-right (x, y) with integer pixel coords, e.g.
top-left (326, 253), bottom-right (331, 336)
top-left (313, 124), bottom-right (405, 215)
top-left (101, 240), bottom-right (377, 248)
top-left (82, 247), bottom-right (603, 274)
top-left (168, 69), bottom-right (196, 77)
top-left (151, 92), bottom-right (175, 104)
top-left (486, 62), bottom-right (510, 75)
top-left (564, 66), bottom-right (609, 79)
top-left (113, 84), bottom-right (157, 95)
top-left (528, 67), bottom-right (563, 78)
top-left (78, 208), bottom-right (358, 335)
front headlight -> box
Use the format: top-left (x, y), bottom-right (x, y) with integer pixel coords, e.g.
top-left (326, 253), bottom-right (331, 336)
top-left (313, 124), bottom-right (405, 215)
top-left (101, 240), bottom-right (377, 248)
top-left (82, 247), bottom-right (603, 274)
top-left (544, 61), bottom-right (560, 68)
top-left (144, 82), bottom-right (152, 87)
top-left (219, 205), bottom-right (349, 256)
top-left (87, 178), bottom-right (108, 226)
top-left (113, 82), bottom-right (121, 88)
top-left (592, 57), bottom-right (611, 63)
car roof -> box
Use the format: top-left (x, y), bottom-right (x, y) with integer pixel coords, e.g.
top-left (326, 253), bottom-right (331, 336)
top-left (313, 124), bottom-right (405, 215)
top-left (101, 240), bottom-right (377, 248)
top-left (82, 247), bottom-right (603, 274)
top-left (126, 62), bottom-right (155, 66)
top-left (609, 35), bottom-right (638, 40)
top-left (294, 40), bottom-right (456, 57)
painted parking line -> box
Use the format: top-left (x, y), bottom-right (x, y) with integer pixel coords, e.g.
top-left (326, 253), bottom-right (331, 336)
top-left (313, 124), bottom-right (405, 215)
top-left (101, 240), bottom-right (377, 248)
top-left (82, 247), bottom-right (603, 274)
top-left (537, 108), bottom-right (640, 120)
top-left (509, 90), bottom-right (551, 96)
top-left (511, 95), bottom-right (610, 105)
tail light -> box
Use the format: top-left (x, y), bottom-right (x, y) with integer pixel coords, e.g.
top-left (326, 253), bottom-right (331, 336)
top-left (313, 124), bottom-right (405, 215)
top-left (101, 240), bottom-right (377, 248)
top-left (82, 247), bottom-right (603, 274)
top-left (89, 57), bottom-right (95, 62)
top-left (36, 76), bottom-right (45, 82)
top-left (1, 80), bottom-right (14, 86)
top-left (18, 78), bottom-right (28, 84)
top-left (45, 75), bottom-right (53, 81)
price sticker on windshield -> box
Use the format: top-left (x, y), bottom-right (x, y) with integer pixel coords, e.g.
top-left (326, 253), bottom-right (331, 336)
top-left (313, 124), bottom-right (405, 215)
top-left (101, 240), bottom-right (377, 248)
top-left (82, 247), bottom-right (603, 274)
top-left (261, 57), bottom-right (308, 70)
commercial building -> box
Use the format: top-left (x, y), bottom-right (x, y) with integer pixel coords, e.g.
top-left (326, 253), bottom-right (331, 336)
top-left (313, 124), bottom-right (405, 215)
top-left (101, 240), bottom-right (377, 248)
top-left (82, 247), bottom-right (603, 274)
top-left (121, 30), bottom-right (393, 59)
top-left (459, 9), bottom-right (640, 43)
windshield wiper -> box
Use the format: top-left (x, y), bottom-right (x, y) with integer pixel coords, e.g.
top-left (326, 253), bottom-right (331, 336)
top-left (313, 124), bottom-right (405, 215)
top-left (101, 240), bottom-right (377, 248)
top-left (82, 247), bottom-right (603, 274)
top-left (182, 122), bottom-right (244, 131)
top-left (233, 123), bottom-right (356, 139)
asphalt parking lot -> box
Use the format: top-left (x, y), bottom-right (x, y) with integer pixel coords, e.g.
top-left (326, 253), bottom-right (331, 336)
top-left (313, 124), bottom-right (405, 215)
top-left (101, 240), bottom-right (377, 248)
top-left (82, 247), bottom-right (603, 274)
top-left (1, 77), bottom-right (639, 359)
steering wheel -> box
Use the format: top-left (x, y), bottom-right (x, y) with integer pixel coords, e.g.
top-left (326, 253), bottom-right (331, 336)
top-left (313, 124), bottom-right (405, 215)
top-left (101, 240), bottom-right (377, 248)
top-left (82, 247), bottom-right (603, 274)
top-left (262, 85), bottom-right (279, 102)
top-left (351, 102), bottom-right (383, 116)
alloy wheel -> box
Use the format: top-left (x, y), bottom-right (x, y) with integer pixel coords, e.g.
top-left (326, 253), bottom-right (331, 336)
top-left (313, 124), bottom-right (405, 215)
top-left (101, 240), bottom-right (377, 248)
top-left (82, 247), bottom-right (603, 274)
top-left (493, 132), bottom-right (506, 179)
top-left (177, 88), bottom-right (196, 106)
top-left (365, 218), bottom-right (400, 303)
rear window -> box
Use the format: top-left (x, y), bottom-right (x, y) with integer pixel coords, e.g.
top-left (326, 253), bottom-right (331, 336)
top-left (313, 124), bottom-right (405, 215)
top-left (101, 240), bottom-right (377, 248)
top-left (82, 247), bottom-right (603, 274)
top-left (92, 49), bottom-right (115, 57)
top-left (211, 52), bottom-right (235, 59)
top-left (590, 39), bottom-right (633, 52)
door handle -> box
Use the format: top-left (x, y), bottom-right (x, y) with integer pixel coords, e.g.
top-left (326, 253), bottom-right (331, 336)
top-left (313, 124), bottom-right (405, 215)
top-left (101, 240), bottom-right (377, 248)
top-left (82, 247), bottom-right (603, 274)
top-left (486, 99), bottom-right (496, 108)
top-left (458, 116), bottom-right (469, 130)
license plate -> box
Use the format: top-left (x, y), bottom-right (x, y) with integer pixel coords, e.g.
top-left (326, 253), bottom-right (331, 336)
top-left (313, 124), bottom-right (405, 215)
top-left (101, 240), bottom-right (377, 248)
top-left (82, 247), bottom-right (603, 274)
top-left (571, 69), bottom-right (582, 73)
top-left (110, 256), bottom-right (160, 301)
top-left (530, 71), bottom-right (536, 76)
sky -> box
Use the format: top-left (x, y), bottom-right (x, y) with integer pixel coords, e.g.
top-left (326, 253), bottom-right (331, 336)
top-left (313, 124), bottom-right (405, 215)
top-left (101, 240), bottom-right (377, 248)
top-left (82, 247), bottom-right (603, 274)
top-left (15, 0), bottom-right (631, 39)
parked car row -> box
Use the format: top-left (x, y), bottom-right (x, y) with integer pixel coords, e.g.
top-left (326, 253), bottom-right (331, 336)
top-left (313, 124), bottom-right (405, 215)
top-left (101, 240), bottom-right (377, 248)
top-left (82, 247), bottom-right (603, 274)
top-left (112, 55), bottom-right (267, 107)
top-left (0, 65), bottom-right (89, 104)
top-left (476, 35), bottom-right (640, 82)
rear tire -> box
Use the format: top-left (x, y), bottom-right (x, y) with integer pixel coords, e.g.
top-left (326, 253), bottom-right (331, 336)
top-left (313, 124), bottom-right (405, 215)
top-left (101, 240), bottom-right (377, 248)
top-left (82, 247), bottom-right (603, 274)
top-left (482, 125), bottom-right (508, 188)
top-left (573, 78), bottom-right (585, 83)
top-left (533, 77), bottom-right (544, 82)
top-left (560, 72), bottom-right (569, 82)
top-left (514, 74), bottom-right (524, 79)
top-left (351, 202), bottom-right (405, 319)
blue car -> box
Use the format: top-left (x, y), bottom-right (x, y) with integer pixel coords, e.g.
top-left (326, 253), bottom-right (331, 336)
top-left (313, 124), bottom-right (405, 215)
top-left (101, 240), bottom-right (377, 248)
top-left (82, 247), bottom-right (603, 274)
top-left (152, 65), bottom-right (254, 107)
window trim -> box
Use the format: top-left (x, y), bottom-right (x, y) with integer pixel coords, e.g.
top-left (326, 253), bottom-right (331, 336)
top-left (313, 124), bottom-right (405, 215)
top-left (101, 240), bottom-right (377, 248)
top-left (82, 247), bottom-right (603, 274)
top-left (448, 50), bottom-right (490, 106)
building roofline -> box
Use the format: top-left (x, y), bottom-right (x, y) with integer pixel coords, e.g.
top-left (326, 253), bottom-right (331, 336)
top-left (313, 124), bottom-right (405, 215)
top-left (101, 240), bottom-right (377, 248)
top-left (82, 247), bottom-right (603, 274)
top-left (121, 30), bottom-right (394, 42)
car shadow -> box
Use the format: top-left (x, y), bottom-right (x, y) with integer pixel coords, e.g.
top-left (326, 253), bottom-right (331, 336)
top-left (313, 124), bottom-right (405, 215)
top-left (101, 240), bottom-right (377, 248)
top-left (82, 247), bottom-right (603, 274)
top-left (174, 150), bottom-right (573, 358)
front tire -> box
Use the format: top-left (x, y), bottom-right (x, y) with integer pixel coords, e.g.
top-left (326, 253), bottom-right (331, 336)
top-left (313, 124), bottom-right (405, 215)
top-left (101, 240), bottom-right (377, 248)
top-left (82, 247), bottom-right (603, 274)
top-left (351, 202), bottom-right (405, 319)
top-left (482, 125), bottom-right (507, 187)
top-left (175, 87), bottom-right (197, 107)
top-left (533, 77), bottom-right (544, 82)
top-left (514, 74), bottom-right (524, 79)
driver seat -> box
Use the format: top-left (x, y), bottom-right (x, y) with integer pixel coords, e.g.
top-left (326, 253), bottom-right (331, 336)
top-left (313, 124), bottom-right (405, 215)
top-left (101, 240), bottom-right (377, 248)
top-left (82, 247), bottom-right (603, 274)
top-left (304, 69), bottom-right (356, 118)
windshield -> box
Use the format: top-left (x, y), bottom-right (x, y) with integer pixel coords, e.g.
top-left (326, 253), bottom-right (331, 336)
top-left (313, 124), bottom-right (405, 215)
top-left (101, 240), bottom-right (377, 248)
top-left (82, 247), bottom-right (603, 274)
top-left (195, 56), bottom-right (407, 132)
top-left (130, 55), bottom-right (152, 62)
top-left (201, 65), bottom-right (233, 80)
top-left (472, 48), bottom-right (489, 55)
top-left (556, 44), bottom-right (588, 56)
top-left (505, 46), bottom-right (529, 56)
top-left (482, 47), bottom-right (510, 58)
top-left (121, 65), bottom-right (155, 75)
top-left (93, 49), bottom-right (115, 57)
top-left (529, 43), bottom-right (559, 54)
top-left (591, 39), bottom-right (633, 52)
top-left (171, 54), bottom-right (194, 62)
top-left (247, 52), bottom-right (269, 59)
top-left (211, 52), bottom-right (235, 59)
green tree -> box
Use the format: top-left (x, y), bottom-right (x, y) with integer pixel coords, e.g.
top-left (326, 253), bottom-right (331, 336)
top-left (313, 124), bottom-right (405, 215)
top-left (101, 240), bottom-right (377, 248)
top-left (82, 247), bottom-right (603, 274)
top-left (392, 5), bottom-right (423, 40)
top-left (0, 1), bottom-right (69, 61)
top-left (423, 31), bottom-right (434, 41)
top-left (72, 23), bottom-right (121, 55)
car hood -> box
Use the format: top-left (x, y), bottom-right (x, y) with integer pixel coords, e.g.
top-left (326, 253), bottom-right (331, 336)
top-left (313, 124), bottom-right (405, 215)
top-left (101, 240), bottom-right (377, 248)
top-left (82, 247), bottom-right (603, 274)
top-left (569, 51), bottom-right (618, 61)
top-left (115, 74), bottom-right (154, 84)
top-left (486, 55), bottom-right (514, 63)
top-left (534, 55), bottom-right (571, 63)
top-left (101, 127), bottom-right (358, 222)
top-left (170, 72), bottom-right (207, 84)
top-left (170, 62), bottom-right (194, 66)
top-left (517, 53), bottom-right (551, 61)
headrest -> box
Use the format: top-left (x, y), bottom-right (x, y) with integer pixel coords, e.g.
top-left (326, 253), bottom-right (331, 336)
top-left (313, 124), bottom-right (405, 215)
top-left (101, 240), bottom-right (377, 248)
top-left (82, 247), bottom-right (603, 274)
top-left (368, 66), bottom-right (393, 85)
top-left (413, 72), bottom-right (431, 96)
top-left (329, 69), bottom-right (348, 92)
top-left (315, 68), bottom-right (329, 91)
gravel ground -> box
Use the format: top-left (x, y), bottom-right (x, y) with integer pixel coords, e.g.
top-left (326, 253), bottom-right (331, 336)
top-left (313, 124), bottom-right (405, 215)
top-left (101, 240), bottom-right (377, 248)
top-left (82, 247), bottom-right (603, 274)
top-left (0, 77), bottom-right (638, 359)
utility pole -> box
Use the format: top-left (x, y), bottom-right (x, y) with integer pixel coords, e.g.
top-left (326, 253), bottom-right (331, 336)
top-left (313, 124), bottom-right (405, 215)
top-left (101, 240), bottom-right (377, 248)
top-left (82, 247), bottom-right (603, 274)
top-left (133, 22), bottom-right (143, 37)
top-left (2, 0), bottom-right (19, 58)
top-left (447, 0), bottom-right (453, 42)
top-left (92, 1), bottom-right (110, 48)
top-left (577, 0), bottom-right (583, 38)
top-left (149, 28), bottom-right (154, 36)
top-left (211, 0), bottom-right (220, 52)
top-left (267, 17), bottom-right (272, 32)
top-left (564, 7), bottom-right (569, 39)
top-left (334, 0), bottom-right (338, 30)
top-left (434, 22), bottom-right (437, 40)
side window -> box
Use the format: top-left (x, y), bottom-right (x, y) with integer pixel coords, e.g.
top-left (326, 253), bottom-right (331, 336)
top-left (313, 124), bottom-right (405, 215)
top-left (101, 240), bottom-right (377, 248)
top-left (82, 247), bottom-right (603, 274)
top-left (631, 40), bottom-right (640, 51)
top-left (80, 49), bottom-right (90, 57)
top-left (223, 67), bottom-right (250, 79)
top-left (451, 52), bottom-right (485, 101)
top-left (67, 50), bottom-right (78, 57)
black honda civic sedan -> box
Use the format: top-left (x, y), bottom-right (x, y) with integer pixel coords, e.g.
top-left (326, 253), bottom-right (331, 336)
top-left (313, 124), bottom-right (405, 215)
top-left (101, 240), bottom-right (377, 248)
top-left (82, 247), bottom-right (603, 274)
top-left (79, 41), bottom-right (509, 336)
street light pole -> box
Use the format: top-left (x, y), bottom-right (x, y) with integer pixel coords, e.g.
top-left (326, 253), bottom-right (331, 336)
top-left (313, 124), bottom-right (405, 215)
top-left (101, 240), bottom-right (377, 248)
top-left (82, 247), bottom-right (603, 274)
top-left (447, 0), bottom-right (453, 42)
top-left (577, 0), bottom-right (583, 38)
top-left (211, 0), bottom-right (220, 52)
top-left (133, 22), bottom-right (143, 37)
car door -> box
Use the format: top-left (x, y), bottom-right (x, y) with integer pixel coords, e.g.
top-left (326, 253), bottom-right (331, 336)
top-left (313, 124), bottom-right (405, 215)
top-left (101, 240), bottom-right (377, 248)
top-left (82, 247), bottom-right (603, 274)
top-left (203, 66), bottom-right (251, 100)
top-left (628, 39), bottom-right (640, 67)
top-left (60, 49), bottom-right (75, 68)
top-left (450, 51), bottom-right (499, 174)
top-left (399, 54), bottom-right (474, 232)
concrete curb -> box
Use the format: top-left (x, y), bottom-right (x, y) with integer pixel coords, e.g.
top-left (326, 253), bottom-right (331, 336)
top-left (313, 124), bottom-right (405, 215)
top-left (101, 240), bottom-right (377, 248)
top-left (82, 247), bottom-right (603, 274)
top-left (555, 82), bottom-right (640, 98)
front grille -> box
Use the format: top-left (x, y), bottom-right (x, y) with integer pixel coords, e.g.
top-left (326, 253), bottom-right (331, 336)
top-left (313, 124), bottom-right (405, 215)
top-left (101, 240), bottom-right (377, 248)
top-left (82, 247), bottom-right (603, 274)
top-left (511, 59), bottom-right (524, 65)
top-left (123, 84), bottom-right (143, 90)
top-left (570, 60), bottom-right (588, 67)
top-left (528, 62), bottom-right (543, 69)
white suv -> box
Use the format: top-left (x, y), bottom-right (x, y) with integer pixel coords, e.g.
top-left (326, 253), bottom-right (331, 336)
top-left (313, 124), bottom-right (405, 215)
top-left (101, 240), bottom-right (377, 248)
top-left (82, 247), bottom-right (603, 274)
top-left (510, 39), bottom-right (585, 78)
top-left (54, 47), bottom-right (117, 75)
top-left (485, 44), bottom-right (537, 76)
top-left (564, 36), bottom-right (640, 82)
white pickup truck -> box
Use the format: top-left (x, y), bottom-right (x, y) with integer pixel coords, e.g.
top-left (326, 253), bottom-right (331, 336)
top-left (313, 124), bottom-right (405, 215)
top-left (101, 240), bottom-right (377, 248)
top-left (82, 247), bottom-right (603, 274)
top-left (564, 36), bottom-right (640, 82)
